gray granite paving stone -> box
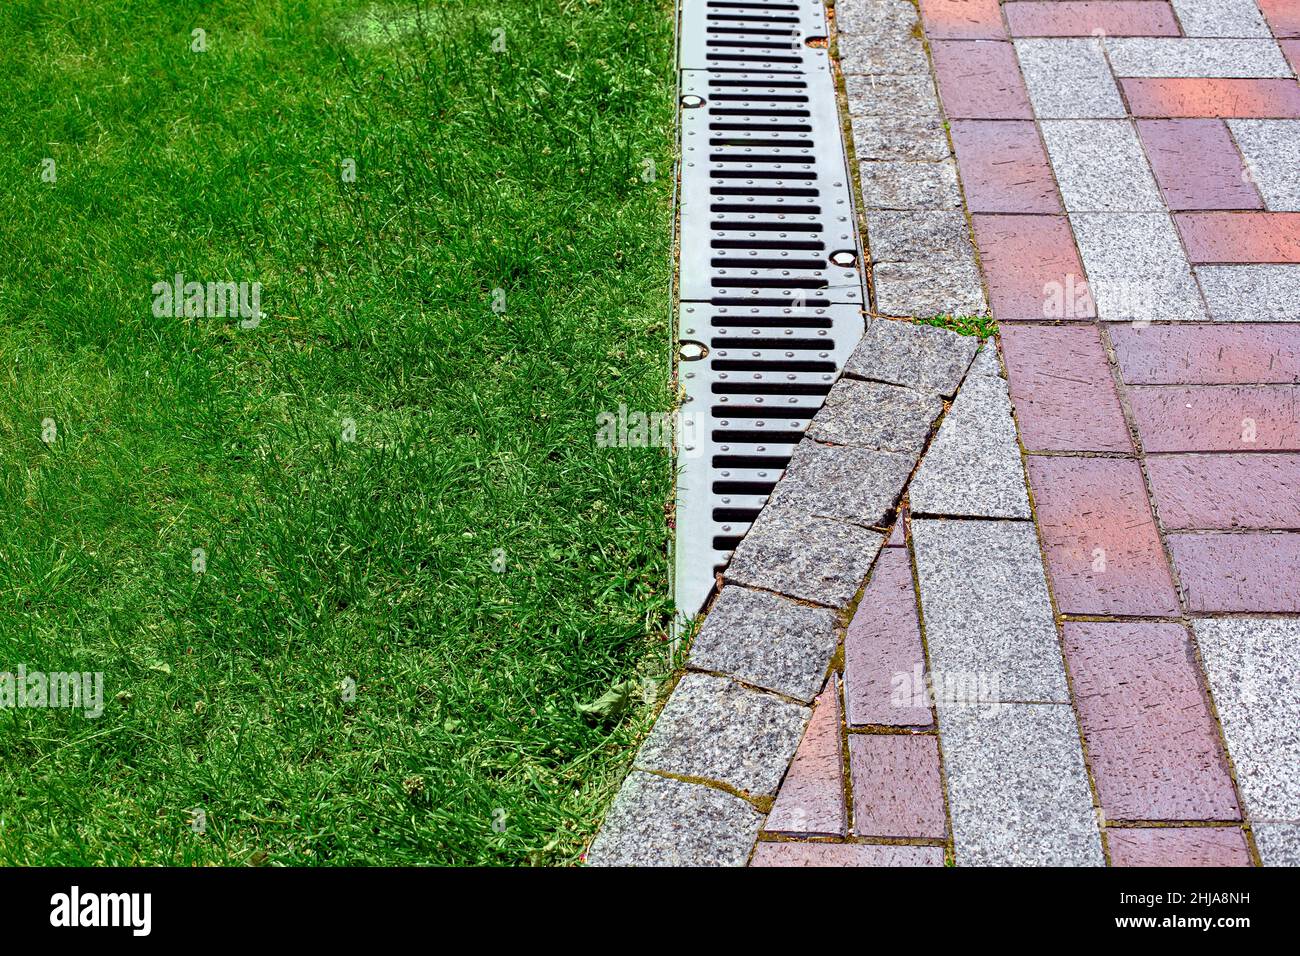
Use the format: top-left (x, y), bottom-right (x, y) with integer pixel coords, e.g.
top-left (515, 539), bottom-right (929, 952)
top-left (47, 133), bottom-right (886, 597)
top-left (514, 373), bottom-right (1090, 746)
top-left (941, 703), bottom-right (1105, 867)
top-left (1040, 120), bottom-right (1164, 212)
top-left (1228, 121), bottom-right (1300, 211)
top-left (1253, 823), bottom-right (1300, 866)
top-left (1014, 38), bottom-right (1126, 119)
top-left (688, 586), bottom-right (839, 703)
top-left (839, 31), bottom-right (930, 76)
top-left (1172, 0), bottom-right (1271, 37)
top-left (873, 260), bottom-right (988, 317)
top-left (771, 441), bottom-right (915, 527)
top-left (861, 160), bottom-right (962, 210)
top-left (807, 378), bottom-right (943, 455)
top-left (867, 210), bottom-right (978, 263)
top-left (911, 519), bottom-right (1070, 702)
top-left (1193, 617), bottom-right (1300, 823)
top-left (836, 0), bottom-right (919, 39)
top-left (1106, 39), bottom-right (1291, 78)
top-left (852, 115), bottom-right (952, 162)
top-left (586, 770), bottom-right (762, 867)
top-left (635, 672), bottom-right (809, 796)
top-left (910, 371), bottom-right (1031, 519)
top-left (844, 74), bottom-right (941, 117)
top-left (1071, 213), bottom-right (1209, 321)
top-left (844, 319), bottom-right (979, 398)
top-left (726, 501), bottom-right (886, 608)
top-left (1196, 265), bottom-right (1300, 322)
top-left (968, 340), bottom-right (1001, 378)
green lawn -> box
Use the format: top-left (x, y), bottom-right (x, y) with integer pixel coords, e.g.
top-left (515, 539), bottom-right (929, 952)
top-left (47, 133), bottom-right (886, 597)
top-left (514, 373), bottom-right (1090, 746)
top-left (0, 0), bottom-right (676, 865)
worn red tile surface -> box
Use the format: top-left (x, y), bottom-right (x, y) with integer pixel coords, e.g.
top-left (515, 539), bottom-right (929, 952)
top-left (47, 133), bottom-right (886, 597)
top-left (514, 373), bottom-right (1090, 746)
top-left (1063, 622), bottom-right (1239, 821)
top-left (1122, 79), bottom-right (1300, 119)
top-left (750, 842), bottom-right (945, 867)
top-left (919, 0), bottom-right (1005, 39)
top-left (951, 121), bottom-right (1062, 213)
top-left (1259, 0), bottom-right (1300, 37)
top-left (1004, 1), bottom-right (1180, 37)
top-left (844, 548), bottom-right (930, 727)
top-left (1108, 324), bottom-right (1300, 385)
top-left (849, 734), bottom-right (946, 839)
top-left (1169, 532), bottom-right (1300, 612)
top-left (1146, 454), bottom-right (1300, 530)
top-left (1026, 458), bottom-right (1179, 616)
top-left (1282, 39), bottom-right (1300, 75)
top-left (765, 684), bottom-right (847, 836)
top-left (1176, 212), bottom-right (1300, 264)
top-left (1136, 120), bottom-right (1264, 211)
top-left (930, 41), bottom-right (1034, 119)
top-left (1108, 828), bottom-right (1252, 867)
top-left (887, 514), bottom-right (906, 547)
top-left (975, 215), bottom-right (1092, 320)
top-left (1127, 385), bottom-right (1300, 451)
top-left (998, 324), bottom-right (1132, 451)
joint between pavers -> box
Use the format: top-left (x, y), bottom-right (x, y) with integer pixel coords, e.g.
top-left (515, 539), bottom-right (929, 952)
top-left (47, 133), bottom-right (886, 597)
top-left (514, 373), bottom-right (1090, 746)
top-left (630, 765), bottom-right (778, 816)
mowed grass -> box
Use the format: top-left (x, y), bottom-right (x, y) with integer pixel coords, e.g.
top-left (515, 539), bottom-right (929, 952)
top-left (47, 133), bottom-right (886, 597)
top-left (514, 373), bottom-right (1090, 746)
top-left (0, 0), bottom-right (675, 865)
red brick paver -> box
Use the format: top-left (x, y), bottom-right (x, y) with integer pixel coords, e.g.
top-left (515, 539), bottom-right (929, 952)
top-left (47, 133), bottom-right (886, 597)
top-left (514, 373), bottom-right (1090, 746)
top-left (1108, 828), bottom-right (1253, 867)
top-left (1127, 385), bottom-right (1300, 452)
top-left (930, 41), bottom-right (1034, 119)
top-left (919, 0), bottom-right (1005, 40)
top-left (974, 215), bottom-right (1092, 320)
top-left (1108, 324), bottom-right (1300, 385)
top-left (844, 548), bottom-right (931, 728)
top-left (1026, 458), bottom-right (1180, 616)
top-left (1282, 39), bottom-right (1300, 74)
top-left (1259, 0), bottom-right (1300, 37)
top-left (1122, 79), bottom-right (1300, 118)
top-left (1176, 212), bottom-right (1300, 264)
top-left (1146, 453), bottom-right (1300, 530)
top-left (950, 121), bottom-right (1063, 213)
top-left (1063, 622), bottom-right (1239, 821)
top-left (999, 324), bottom-right (1131, 451)
top-left (1168, 532), bottom-right (1300, 612)
top-left (1004, 1), bottom-right (1180, 38)
top-left (849, 734), bottom-right (947, 839)
top-left (1136, 120), bottom-right (1264, 211)
top-left (765, 685), bottom-right (847, 836)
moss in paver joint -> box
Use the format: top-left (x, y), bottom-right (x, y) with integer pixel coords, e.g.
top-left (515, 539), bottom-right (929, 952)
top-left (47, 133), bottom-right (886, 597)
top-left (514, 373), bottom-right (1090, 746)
top-left (918, 313), bottom-right (998, 339)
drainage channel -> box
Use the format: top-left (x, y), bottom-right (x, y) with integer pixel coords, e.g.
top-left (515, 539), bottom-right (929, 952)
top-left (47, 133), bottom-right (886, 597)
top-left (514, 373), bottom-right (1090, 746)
top-left (674, 0), bottom-right (866, 619)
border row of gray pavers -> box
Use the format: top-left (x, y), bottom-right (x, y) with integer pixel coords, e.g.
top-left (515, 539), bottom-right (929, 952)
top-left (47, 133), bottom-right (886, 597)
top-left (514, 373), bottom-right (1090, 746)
top-left (588, 319), bottom-right (981, 866)
top-left (839, 0), bottom-right (987, 318)
top-left (589, 317), bottom-right (1110, 865)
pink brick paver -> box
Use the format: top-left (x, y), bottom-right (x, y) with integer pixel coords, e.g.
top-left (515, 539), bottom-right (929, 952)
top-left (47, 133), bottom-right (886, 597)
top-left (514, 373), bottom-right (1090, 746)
top-left (1282, 39), bottom-right (1300, 74)
top-left (1025, 458), bottom-right (1180, 616)
top-left (1127, 385), bottom-right (1300, 452)
top-left (1108, 324), bottom-right (1300, 385)
top-left (1121, 79), bottom-right (1300, 118)
top-left (1136, 120), bottom-right (1264, 211)
top-left (973, 215), bottom-right (1093, 320)
top-left (765, 685), bottom-right (847, 837)
top-left (950, 122), bottom-right (1063, 214)
top-left (1176, 212), bottom-right (1300, 264)
top-left (1168, 532), bottom-right (1300, 612)
top-left (844, 548), bottom-right (931, 728)
top-left (1108, 828), bottom-right (1253, 867)
top-left (998, 324), bottom-right (1131, 451)
top-left (1063, 622), bottom-right (1239, 821)
top-left (849, 734), bottom-right (947, 840)
top-left (1259, 0), bottom-right (1300, 37)
top-left (750, 842), bottom-right (945, 867)
top-left (930, 41), bottom-right (1034, 119)
top-left (1004, 1), bottom-right (1180, 37)
top-left (1145, 454), bottom-right (1300, 530)
top-left (919, 0), bottom-right (1004, 40)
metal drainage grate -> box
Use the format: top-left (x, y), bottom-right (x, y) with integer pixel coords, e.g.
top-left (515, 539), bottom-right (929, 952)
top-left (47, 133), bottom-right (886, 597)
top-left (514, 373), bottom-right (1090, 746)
top-left (681, 0), bottom-right (831, 74)
top-left (674, 3), bottom-right (866, 619)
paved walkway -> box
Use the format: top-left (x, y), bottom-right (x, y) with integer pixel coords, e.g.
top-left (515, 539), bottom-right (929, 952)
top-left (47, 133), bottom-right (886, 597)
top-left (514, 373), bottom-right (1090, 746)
top-left (588, 0), bottom-right (1300, 866)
